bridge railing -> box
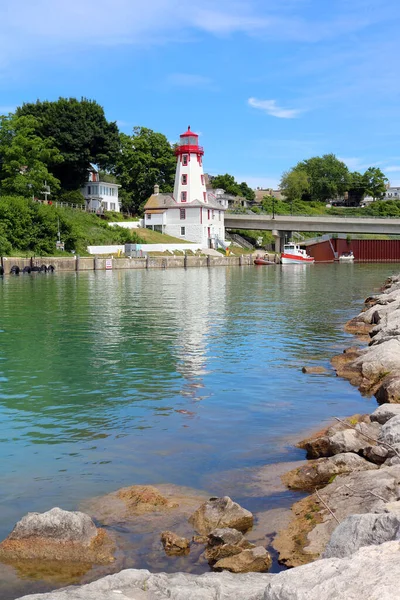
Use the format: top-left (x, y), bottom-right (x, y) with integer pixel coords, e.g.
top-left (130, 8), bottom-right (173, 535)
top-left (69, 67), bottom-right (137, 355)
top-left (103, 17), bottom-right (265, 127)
top-left (226, 212), bottom-right (400, 221)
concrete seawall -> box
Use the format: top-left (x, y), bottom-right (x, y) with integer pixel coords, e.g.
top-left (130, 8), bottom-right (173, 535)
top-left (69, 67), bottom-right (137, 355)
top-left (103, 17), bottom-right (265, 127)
top-left (0, 253), bottom-right (277, 274)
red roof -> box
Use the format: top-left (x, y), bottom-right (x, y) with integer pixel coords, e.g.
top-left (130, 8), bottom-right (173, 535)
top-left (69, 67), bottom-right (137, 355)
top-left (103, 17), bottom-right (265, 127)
top-left (180, 126), bottom-right (198, 138)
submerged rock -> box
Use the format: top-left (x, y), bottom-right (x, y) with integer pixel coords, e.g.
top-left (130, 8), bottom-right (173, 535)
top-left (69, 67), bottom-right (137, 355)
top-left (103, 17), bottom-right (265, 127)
top-left (160, 531), bottom-right (190, 556)
top-left (0, 507), bottom-right (114, 564)
top-left (282, 453), bottom-right (378, 491)
top-left (188, 497), bottom-right (253, 535)
top-left (204, 528), bottom-right (254, 564)
top-left (214, 546), bottom-right (272, 573)
top-left (116, 485), bottom-right (178, 515)
top-left (301, 366), bottom-right (327, 374)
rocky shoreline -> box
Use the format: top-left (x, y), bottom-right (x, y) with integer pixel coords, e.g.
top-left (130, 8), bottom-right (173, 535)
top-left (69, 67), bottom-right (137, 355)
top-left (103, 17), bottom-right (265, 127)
top-left (10, 273), bottom-right (400, 599)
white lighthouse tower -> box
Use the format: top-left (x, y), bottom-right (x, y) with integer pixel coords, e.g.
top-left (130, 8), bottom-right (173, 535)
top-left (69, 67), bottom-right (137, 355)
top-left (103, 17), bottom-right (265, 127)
top-left (143, 126), bottom-right (226, 248)
top-left (173, 126), bottom-right (207, 204)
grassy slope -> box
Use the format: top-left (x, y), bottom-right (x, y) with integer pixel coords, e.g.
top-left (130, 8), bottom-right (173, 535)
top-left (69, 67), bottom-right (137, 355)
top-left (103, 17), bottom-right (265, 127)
top-left (137, 228), bottom-right (187, 244)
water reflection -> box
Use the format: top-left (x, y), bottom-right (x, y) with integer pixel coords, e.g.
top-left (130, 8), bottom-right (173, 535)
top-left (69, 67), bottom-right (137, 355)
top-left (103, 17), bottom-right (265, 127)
top-left (0, 264), bottom-right (396, 595)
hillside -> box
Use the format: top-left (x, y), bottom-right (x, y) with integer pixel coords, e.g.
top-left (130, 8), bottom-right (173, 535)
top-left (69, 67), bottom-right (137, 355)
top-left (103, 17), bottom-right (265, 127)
top-left (0, 196), bottom-right (143, 256)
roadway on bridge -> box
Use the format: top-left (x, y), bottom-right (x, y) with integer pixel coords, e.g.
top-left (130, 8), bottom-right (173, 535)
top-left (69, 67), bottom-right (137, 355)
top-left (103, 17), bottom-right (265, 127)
top-left (225, 213), bottom-right (400, 235)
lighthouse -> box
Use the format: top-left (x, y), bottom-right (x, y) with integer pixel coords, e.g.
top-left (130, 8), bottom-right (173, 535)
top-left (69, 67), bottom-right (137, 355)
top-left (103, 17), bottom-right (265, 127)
top-left (173, 126), bottom-right (207, 205)
top-left (143, 126), bottom-right (226, 248)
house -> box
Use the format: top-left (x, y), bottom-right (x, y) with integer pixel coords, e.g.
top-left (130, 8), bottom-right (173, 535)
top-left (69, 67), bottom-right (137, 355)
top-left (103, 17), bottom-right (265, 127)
top-left (81, 166), bottom-right (121, 213)
top-left (143, 127), bottom-right (227, 248)
top-left (385, 186), bottom-right (400, 199)
top-left (207, 188), bottom-right (248, 210)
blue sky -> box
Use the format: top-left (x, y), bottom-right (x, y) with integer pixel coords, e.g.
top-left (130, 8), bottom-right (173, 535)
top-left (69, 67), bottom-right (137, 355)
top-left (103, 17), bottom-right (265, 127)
top-left (1, 0), bottom-right (400, 188)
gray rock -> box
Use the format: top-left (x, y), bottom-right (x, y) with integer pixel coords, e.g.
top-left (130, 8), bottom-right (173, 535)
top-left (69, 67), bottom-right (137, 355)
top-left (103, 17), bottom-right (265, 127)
top-left (329, 422), bottom-right (380, 455)
top-left (189, 497), bottom-right (253, 535)
top-left (264, 541), bottom-right (400, 600)
top-left (208, 528), bottom-right (244, 546)
top-left (353, 338), bottom-right (400, 384)
top-left (15, 570), bottom-right (272, 600)
top-left (323, 513), bottom-right (400, 558)
top-left (15, 542), bottom-right (400, 599)
top-left (362, 445), bottom-right (388, 465)
top-left (376, 376), bottom-right (400, 404)
top-left (370, 404), bottom-right (400, 424)
top-left (0, 507), bottom-right (114, 564)
top-left (379, 415), bottom-right (400, 445)
top-left (282, 453), bottom-right (378, 491)
top-left (7, 507), bottom-right (98, 544)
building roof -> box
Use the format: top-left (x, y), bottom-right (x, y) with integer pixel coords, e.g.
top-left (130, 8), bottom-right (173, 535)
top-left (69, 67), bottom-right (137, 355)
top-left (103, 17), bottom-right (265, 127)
top-left (144, 193), bottom-right (226, 211)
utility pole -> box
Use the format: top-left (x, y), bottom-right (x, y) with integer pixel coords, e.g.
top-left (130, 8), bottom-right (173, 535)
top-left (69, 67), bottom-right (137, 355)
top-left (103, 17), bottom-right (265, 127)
top-left (42, 181), bottom-right (51, 202)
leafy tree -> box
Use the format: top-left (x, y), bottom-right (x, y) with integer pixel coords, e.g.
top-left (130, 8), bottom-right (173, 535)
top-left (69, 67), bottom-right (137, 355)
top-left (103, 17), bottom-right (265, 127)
top-left (280, 169), bottom-right (310, 204)
top-left (346, 171), bottom-right (367, 206)
top-left (363, 167), bottom-right (388, 200)
top-left (16, 98), bottom-right (120, 190)
top-left (59, 189), bottom-right (86, 205)
top-left (115, 127), bottom-right (176, 213)
top-left (283, 154), bottom-right (350, 202)
top-left (0, 114), bottom-right (62, 197)
top-left (210, 173), bottom-right (240, 195)
top-left (238, 181), bottom-right (255, 202)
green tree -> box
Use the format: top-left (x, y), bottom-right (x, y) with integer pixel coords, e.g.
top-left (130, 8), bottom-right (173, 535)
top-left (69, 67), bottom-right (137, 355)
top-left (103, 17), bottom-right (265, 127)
top-left (285, 154), bottom-right (351, 202)
top-left (16, 98), bottom-right (120, 190)
top-left (280, 169), bottom-right (310, 205)
top-left (346, 171), bottom-right (367, 206)
top-left (0, 114), bottom-right (62, 197)
top-left (210, 173), bottom-right (241, 196)
top-left (238, 181), bottom-right (256, 202)
top-left (115, 127), bottom-right (176, 213)
top-left (363, 167), bottom-right (388, 200)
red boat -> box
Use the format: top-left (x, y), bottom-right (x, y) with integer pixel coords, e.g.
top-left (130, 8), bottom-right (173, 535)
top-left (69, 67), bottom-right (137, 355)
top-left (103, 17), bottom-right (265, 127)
top-left (254, 257), bottom-right (275, 266)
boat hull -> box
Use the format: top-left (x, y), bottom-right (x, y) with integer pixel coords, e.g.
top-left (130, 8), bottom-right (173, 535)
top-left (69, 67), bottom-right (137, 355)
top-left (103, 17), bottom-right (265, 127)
top-left (254, 259), bottom-right (275, 265)
top-left (339, 256), bottom-right (354, 263)
top-left (281, 254), bottom-right (314, 264)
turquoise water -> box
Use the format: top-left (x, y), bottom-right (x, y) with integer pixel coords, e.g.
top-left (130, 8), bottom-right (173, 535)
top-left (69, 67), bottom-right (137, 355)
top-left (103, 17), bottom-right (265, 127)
top-left (0, 264), bottom-right (395, 597)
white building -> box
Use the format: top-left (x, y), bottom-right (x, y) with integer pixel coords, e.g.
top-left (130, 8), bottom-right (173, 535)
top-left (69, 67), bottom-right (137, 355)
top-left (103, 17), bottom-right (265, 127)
top-left (385, 186), bottom-right (400, 199)
top-left (143, 127), bottom-right (226, 248)
top-left (81, 166), bottom-right (121, 213)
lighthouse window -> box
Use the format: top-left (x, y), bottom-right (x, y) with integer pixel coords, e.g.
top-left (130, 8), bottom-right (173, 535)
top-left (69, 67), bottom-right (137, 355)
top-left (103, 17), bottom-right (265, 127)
top-left (207, 209), bottom-right (210, 220)
top-left (181, 191), bottom-right (187, 202)
top-left (203, 192), bottom-right (207, 202)
top-left (180, 208), bottom-right (186, 220)
top-left (180, 227), bottom-right (186, 236)
top-left (201, 175), bottom-right (205, 185)
top-left (182, 154), bottom-right (188, 166)
top-left (182, 174), bottom-right (187, 185)
top-left (212, 210), bottom-right (215, 219)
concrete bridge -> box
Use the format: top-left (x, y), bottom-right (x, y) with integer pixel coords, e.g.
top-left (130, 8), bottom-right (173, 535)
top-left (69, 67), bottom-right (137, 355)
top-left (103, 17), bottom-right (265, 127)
top-left (225, 214), bottom-right (400, 251)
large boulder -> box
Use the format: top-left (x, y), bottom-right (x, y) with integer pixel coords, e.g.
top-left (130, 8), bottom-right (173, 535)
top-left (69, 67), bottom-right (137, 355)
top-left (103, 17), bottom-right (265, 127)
top-left (375, 375), bottom-right (400, 404)
top-left (379, 415), bottom-right (400, 445)
top-left (264, 541), bottom-right (400, 600)
top-left (214, 546), bottom-right (272, 573)
top-left (323, 513), bottom-right (400, 559)
top-left (370, 404), bottom-right (400, 424)
top-left (0, 507), bottom-right (114, 564)
top-left (189, 497), bottom-right (253, 535)
top-left (274, 466), bottom-right (400, 567)
top-left (14, 542), bottom-right (400, 599)
top-left (353, 338), bottom-right (400, 388)
top-left (282, 453), bottom-right (378, 491)
top-left (328, 422), bottom-right (381, 455)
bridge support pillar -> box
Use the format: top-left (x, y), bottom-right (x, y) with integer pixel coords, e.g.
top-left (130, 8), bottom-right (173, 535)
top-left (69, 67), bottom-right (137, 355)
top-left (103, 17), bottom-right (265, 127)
top-left (272, 230), bottom-right (285, 254)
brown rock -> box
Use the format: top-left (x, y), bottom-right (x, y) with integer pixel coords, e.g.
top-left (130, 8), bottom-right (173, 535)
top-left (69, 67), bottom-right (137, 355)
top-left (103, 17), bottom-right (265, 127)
top-left (214, 546), bottom-right (272, 573)
top-left (282, 453), bottom-right (378, 491)
top-left (116, 485), bottom-right (178, 515)
top-left (344, 318), bottom-right (373, 336)
top-left (297, 414), bottom-right (370, 459)
top-left (160, 531), bottom-right (190, 556)
top-left (302, 366), bottom-right (327, 374)
top-left (375, 375), bottom-right (400, 404)
top-left (189, 497), bottom-right (254, 535)
top-left (192, 535), bottom-right (208, 544)
top-left (0, 508), bottom-right (114, 565)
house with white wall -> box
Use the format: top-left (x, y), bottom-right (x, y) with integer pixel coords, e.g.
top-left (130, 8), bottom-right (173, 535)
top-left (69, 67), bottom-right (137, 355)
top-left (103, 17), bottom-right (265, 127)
top-left (81, 166), bottom-right (121, 213)
top-left (143, 127), bottom-right (226, 248)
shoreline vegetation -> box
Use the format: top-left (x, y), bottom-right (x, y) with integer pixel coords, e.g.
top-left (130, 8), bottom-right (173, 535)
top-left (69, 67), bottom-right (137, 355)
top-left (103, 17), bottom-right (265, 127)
top-left (8, 272), bottom-right (400, 599)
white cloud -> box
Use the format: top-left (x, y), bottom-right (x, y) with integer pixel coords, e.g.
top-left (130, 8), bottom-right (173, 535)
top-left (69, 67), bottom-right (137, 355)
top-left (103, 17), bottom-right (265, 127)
top-left (248, 97), bottom-right (303, 119)
top-left (384, 165), bottom-right (400, 173)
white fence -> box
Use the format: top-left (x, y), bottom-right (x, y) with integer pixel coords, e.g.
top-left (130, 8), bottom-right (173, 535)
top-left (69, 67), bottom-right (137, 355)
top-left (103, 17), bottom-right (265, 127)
top-left (108, 220), bottom-right (144, 229)
top-left (87, 242), bottom-right (203, 255)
